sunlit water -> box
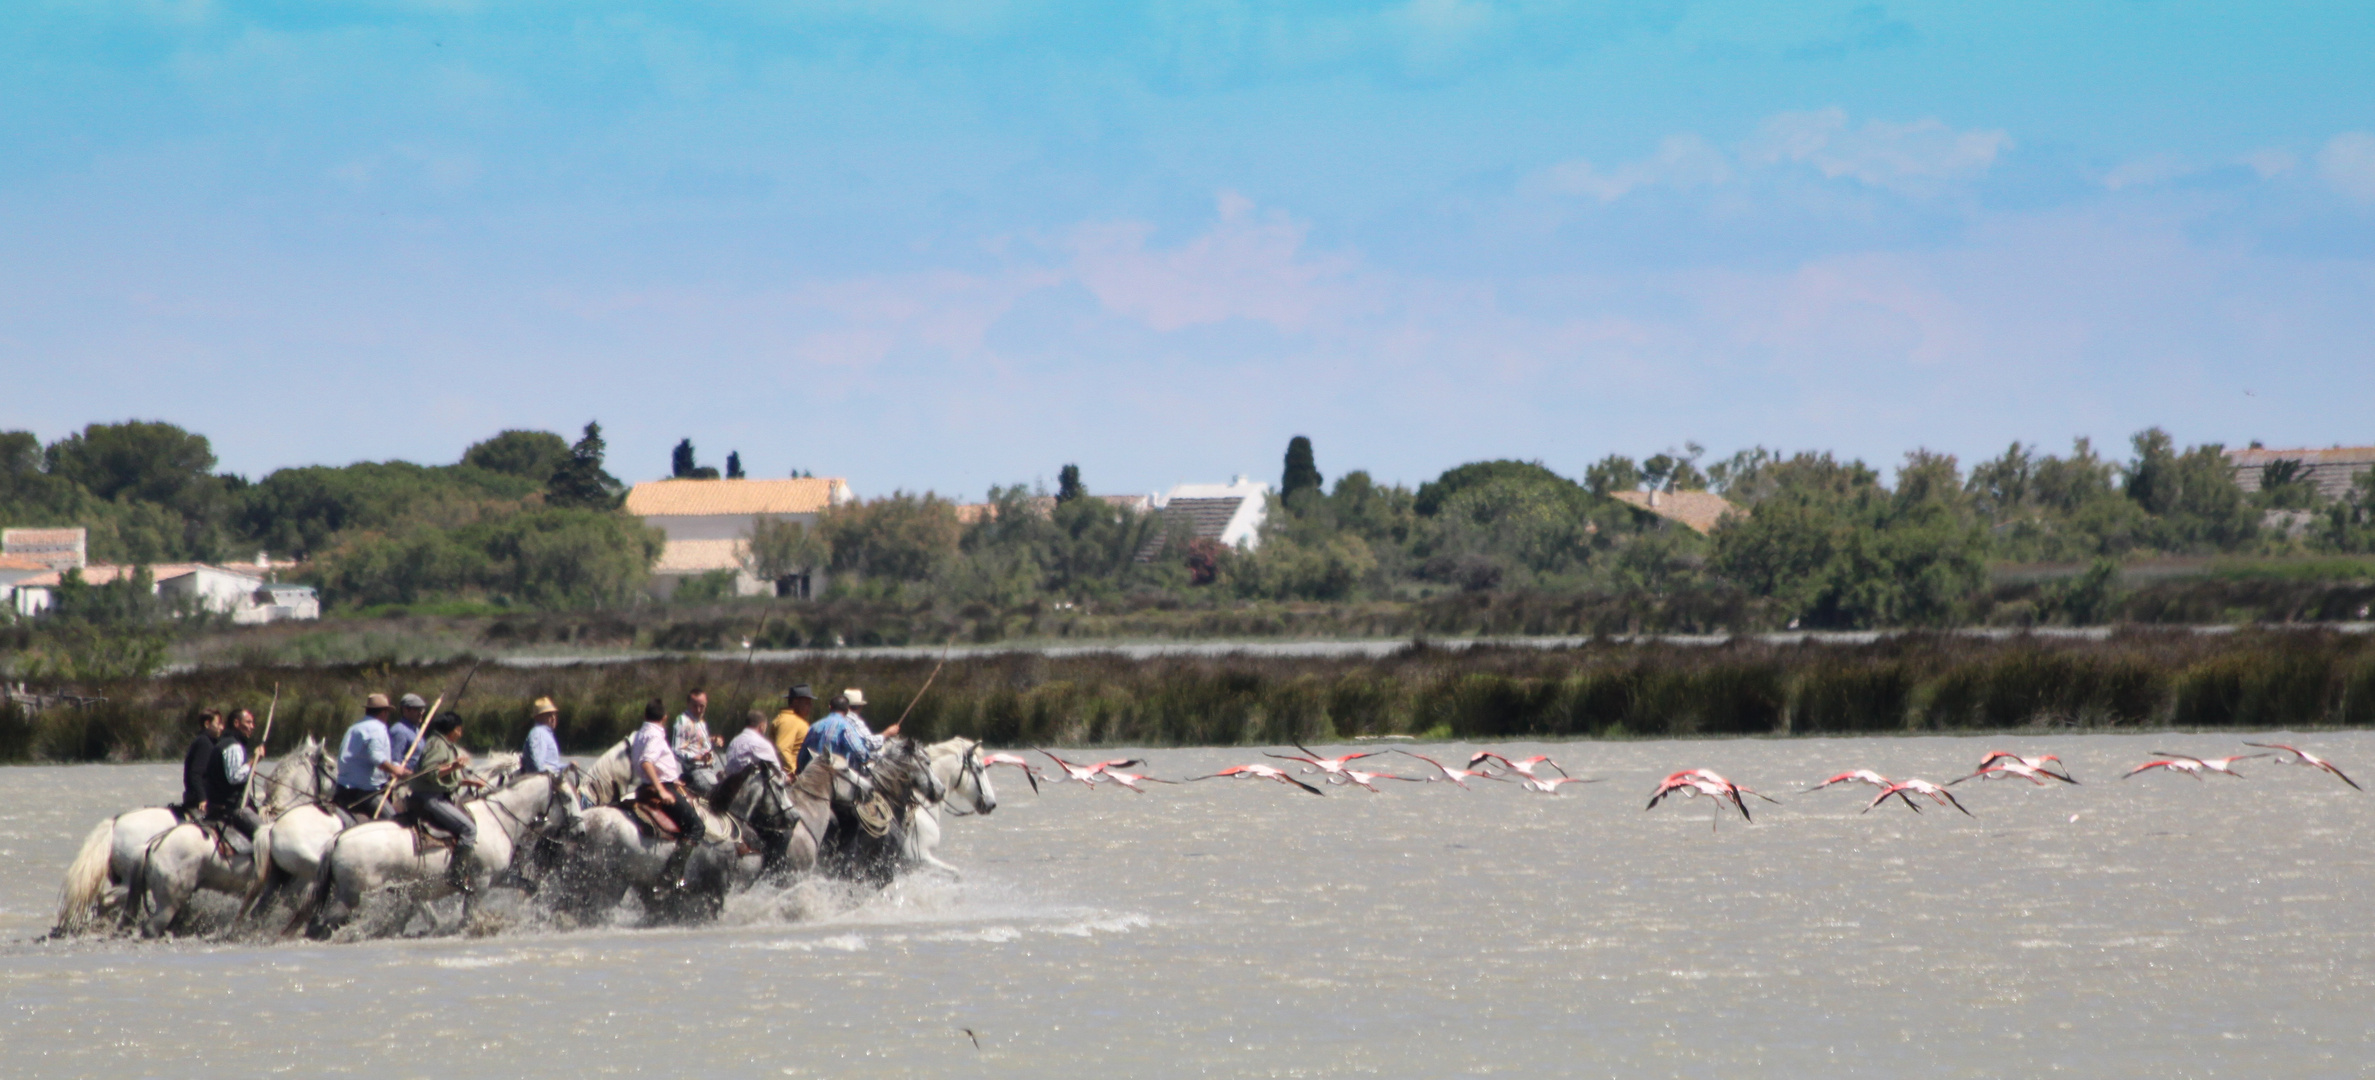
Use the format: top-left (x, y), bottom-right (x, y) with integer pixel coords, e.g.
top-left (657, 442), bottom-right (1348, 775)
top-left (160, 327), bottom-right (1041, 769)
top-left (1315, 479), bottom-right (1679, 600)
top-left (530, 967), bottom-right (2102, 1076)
top-left (4, 732), bottom-right (2372, 1077)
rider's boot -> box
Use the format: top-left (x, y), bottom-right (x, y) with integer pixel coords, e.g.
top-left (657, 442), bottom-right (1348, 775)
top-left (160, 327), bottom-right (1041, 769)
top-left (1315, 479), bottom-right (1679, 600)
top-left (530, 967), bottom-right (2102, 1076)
top-left (659, 841), bottom-right (695, 891)
top-left (447, 843), bottom-right (478, 895)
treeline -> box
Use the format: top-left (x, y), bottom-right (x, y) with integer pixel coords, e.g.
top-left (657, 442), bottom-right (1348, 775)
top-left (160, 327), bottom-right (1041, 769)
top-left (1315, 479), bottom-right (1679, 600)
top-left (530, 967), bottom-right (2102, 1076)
top-left (7, 419), bottom-right (2374, 638)
top-left (7, 630), bottom-right (2373, 763)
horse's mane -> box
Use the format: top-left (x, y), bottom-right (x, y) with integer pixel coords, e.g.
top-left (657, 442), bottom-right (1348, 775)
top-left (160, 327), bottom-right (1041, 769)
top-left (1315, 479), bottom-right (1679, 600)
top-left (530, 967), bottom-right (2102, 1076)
top-left (872, 738), bottom-right (927, 810)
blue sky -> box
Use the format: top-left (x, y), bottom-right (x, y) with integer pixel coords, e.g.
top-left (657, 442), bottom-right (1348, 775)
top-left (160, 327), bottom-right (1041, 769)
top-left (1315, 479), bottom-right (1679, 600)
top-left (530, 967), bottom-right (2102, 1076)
top-left (4, 1), bottom-right (2372, 497)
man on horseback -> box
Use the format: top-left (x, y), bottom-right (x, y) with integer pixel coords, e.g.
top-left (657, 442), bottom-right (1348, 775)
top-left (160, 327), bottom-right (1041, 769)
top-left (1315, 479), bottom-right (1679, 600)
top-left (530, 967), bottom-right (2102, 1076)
top-left (333, 693), bottom-right (408, 816)
top-left (710, 709), bottom-right (782, 812)
top-left (409, 712), bottom-right (485, 893)
top-left (673, 689), bottom-right (722, 798)
top-left (388, 693), bottom-right (427, 768)
top-left (630, 699), bottom-right (705, 888)
top-left (799, 689), bottom-right (900, 773)
top-left (176, 709), bottom-right (225, 821)
top-left (771, 684), bottom-right (815, 772)
top-left (521, 696), bottom-right (566, 775)
top-left (202, 707), bottom-right (265, 846)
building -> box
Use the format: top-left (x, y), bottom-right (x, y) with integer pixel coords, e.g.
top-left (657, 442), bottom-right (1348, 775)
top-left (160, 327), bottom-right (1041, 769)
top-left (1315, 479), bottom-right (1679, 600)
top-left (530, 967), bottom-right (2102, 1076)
top-left (2, 527), bottom-right (86, 572)
top-left (10, 561), bottom-right (317, 623)
top-left (2226, 446), bottom-right (2375, 501)
top-left (623, 476), bottom-right (854, 599)
top-left (1609, 489), bottom-right (1739, 534)
top-left (1137, 476), bottom-right (1272, 562)
top-left (953, 492), bottom-right (1157, 525)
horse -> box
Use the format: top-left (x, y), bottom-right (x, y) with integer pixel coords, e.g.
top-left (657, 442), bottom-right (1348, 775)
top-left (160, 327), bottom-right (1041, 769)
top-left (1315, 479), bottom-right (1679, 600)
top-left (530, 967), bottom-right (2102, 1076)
top-left (904, 738), bottom-right (1000, 878)
top-left (299, 768), bottom-right (584, 939)
top-left (582, 738), bottom-right (634, 805)
top-left (51, 737), bottom-right (332, 937)
top-left (239, 743), bottom-right (515, 926)
top-left (816, 738), bottom-right (946, 886)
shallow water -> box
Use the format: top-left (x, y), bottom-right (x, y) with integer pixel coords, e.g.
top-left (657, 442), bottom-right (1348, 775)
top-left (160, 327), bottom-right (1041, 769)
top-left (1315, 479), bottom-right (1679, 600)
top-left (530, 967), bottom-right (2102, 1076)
top-left (5, 731), bottom-right (2372, 1077)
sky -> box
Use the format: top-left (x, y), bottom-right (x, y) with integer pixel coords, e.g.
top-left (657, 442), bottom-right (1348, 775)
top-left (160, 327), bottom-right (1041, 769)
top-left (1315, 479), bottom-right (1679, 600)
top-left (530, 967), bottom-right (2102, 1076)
top-left (3, 1), bottom-right (2372, 498)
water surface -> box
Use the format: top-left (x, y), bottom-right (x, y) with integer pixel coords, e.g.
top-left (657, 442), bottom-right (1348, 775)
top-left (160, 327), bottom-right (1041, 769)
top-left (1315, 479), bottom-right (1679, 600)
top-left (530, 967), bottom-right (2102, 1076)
top-left (4, 732), bottom-right (2370, 1077)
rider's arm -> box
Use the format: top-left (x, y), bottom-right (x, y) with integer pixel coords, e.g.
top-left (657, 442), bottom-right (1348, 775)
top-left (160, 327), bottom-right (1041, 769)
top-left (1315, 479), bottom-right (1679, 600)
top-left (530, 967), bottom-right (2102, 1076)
top-left (641, 759), bottom-right (674, 802)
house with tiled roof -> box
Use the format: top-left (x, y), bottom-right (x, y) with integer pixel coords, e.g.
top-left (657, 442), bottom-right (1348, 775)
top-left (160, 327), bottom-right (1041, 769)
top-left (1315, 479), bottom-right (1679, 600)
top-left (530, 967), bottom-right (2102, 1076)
top-left (623, 477), bottom-right (855, 599)
top-left (1610, 489), bottom-right (1739, 534)
top-left (1134, 476), bottom-right (1272, 562)
top-left (2226, 445), bottom-right (2375, 501)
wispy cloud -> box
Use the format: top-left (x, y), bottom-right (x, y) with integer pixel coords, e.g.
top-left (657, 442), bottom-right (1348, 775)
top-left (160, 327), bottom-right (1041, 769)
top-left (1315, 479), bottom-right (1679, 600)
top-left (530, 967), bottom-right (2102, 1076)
top-left (1526, 108), bottom-right (2009, 206)
top-left (2316, 132), bottom-right (2375, 203)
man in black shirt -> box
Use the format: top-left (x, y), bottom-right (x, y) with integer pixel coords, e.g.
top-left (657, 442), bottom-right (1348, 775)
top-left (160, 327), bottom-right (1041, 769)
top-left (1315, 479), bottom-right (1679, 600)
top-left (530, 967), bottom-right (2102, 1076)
top-left (176, 710), bottom-right (226, 821)
top-left (203, 708), bottom-right (265, 843)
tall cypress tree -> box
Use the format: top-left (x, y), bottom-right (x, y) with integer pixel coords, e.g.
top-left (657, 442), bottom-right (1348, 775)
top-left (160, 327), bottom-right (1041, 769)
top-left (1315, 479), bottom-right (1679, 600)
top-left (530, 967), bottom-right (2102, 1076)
top-left (1056, 464), bottom-right (1085, 502)
top-left (547, 422), bottom-right (625, 509)
top-left (726, 451), bottom-right (744, 479)
top-left (671, 439), bottom-right (697, 479)
top-left (1282, 436), bottom-right (1322, 501)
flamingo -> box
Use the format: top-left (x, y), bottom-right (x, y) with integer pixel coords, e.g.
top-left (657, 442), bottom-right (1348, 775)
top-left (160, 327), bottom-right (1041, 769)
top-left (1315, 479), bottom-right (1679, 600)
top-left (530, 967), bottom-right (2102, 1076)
top-left (1974, 750), bottom-right (2078, 783)
top-left (1393, 751), bottom-right (1507, 789)
top-left (2243, 742), bottom-right (2362, 790)
top-left (1646, 769), bottom-right (1774, 829)
top-left (1034, 749), bottom-right (1147, 789)
top-left (1334, 767), bottom-right (1423, 793)
top-left (1266, 743), bottom-right (1381, 777)
top-left (1467, 752), bottom-right (1570, 779)
top-left (980, 751), bottom-right (1043, 793)
top-left (2123, 757), bottom-right (2212, 781)
top-left (1185, 763), bottom-right (1325, 796)
top-left (1860, 778), bottom-right (1972, 816)
top-left (2138, 751), bottom-right (2271, 779)
top-left (1099, 769), bottom-right (1178, 793)
top-left (1513, 775), bottom-right (1600, 795)
top-left (1803, 769), bottom-right (1893, 793)
top-left (1947, 762), bottom-right (2066, 787)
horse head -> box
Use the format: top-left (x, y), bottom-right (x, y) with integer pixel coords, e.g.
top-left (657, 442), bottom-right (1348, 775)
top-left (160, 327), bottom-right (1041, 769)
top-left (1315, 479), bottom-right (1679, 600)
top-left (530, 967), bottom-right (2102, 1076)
top-left (929, 738), bottom-right (997, 816)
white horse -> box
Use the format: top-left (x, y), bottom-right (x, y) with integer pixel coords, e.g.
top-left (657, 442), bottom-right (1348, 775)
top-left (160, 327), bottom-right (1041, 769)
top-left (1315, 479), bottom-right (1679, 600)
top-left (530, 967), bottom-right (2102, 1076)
top-left (907, 738), bottom-right (999, 877)
top-left (238, 743), bottom-right (517, 926)
top-left (51, 738), bottom-right (330, 937)
top-left (301, 769), bottom-right (583, 939)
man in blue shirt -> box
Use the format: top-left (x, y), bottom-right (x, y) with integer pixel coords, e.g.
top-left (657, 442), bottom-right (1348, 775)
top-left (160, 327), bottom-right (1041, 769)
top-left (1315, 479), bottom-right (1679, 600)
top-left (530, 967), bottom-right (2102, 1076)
top-left (520, 696), bottom-right (566, 775)
top-left (388, 693), bottom-right (426, 767)
top-left (798, 689), bottom-right (901, 773)
top-left (332, 693), bottom-right (409, 815)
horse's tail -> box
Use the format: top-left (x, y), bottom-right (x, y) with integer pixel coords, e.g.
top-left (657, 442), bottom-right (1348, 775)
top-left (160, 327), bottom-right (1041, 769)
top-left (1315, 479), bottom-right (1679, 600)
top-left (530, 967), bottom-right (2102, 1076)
top-left (286, 829), bottom-right (343, 937)
top-left (51, 817), bottom-right (117, 937)
top-left (236, 821), bottom-right (278, 922)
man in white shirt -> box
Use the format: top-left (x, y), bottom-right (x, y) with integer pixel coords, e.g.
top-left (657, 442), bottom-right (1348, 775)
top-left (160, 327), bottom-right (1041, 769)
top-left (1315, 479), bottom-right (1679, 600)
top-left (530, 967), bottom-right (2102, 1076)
top-left (672, 689), bottom-right (722, 797)
top-left (521, 697), bottom-right (566, 775)
top-left (630, 699), bottom-right (704, 888)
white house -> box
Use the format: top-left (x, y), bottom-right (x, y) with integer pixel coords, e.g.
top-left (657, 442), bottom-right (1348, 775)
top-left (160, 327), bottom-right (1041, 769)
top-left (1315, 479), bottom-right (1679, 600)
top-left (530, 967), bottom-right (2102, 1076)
top-left (1159, 476), bottom-right (1273, 550)
top-left (9, 561), bottom-right (317, 623)
top-left (624, 477), bottom-right (855, 599)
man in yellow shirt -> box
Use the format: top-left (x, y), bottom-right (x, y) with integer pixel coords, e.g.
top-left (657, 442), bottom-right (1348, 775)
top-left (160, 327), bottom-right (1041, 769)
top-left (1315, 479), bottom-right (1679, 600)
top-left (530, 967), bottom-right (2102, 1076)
top-left (771, 684), bottom-right (816, 769)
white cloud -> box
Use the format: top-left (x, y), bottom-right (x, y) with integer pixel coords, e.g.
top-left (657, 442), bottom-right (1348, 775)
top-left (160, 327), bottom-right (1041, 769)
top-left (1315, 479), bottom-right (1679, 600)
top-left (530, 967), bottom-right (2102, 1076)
top-left (1742, 108), bottom-right (2009, 192)
top-left (2102, 154), bottom-right (2189, 191)
top-left (1528, 134), bottom-right (1733, 202)
top-left (1065, 191), bottom-right (1364, 333)
top-left (2316, 132), bottom-right (2375, 203)
top-left (2243, 148), bottom-right (2297, 179)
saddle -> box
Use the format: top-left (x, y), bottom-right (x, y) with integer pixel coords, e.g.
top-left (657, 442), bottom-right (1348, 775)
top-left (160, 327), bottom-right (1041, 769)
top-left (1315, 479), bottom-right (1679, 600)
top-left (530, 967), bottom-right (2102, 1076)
top-left (624, 793), bottom-right (687, 840)
top-left (390, 808), bottom-right (467, 855)
top-left (195, 819), bottom-right (250, 860)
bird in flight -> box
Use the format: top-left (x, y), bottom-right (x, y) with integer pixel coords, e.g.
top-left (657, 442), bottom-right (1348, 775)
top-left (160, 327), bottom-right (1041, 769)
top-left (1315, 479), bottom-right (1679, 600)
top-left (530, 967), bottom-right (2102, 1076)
top-left (1647, 769), bottom-right (1776, 830)
top-left (2130, 751), bottom-right (2271, 780)
top-left (1513, 775), bottom-right (1600, 795)
top-left (1186, 763), bottom-right (1326, 795)
top-left (1394, 750), bottom-right (1507, 789)
top-left (1266, 743), bottom-right (1381, 778)
top-left (1334, 767), bottom-right (1423, 793)
top-left (1860, 778), bottom-right (1973, 817)
top-left (1803, 769), bottom-right (1893, 793)
top-left (1098, 768), bottom-right (1178, 793)
top-left (979, 751), bottom-right (1043, 793)
top-left (1949, 762), bottom-right (2076, 787)
top-left (1973, 751), bottom-right (2077, 783)
top-left (1034, 749), bottom-right (1147, 789)
top-left (2243, 742), bottom-right (2361, 790)
top-left (1467, 752), bottom-right (1569, 779)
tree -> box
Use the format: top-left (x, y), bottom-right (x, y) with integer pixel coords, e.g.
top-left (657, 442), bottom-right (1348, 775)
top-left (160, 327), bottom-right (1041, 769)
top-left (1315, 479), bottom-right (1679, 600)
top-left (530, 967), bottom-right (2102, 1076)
top-left (44, 421), bottom-right (217, 505)
top-left (745, 517), bottom-right (828, 581)
top-left (1056, 464), bottom-right (1085, 503)
top-left (461, 430), bottom-right (571, 481)
top-left (1584, 455), bottom-right (1641, 497)
top-left (546, 422), bottom-right (624, 510)
top-left (1281, 436), bottom-right (1322, 502)
top-left (1414, 460), bottom-right (1583, 516)
top-left (671, 439), bottom-right (697, 479)
top-left (726, 451), bottom-right (744, 480)
top-left (818, 493), bottom-right (962, 583)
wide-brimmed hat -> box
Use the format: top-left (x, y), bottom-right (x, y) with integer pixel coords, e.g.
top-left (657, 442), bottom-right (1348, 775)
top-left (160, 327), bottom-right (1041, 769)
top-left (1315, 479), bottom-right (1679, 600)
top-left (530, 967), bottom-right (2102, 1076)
top-left (788, 684), bottom-right (815, 701)
top-left (364, 692), bottom-right (392, 710)
top-left (843, 688), bottom-right (867, 707)
top-left (531, 696), bottom-right (559, 717)
top-left (399, 693), bottom-right (427, 709)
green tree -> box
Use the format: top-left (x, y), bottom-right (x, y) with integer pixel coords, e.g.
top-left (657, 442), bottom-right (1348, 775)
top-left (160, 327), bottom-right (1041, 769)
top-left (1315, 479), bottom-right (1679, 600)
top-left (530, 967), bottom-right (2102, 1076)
top-left (1584, 455), bottom-right (1642, 497)
top-left (1281, 436), bottom-right (1322, 503)
top-left (820, 493), bottom-right (962, 583)
top-left (1056, 464), bottom-right (1084, 503)
top-left (725, 451), bottom-right (744, 480)
top-left (546, 422), bottom-right (624, 510)
top-left (745, 517), bottom-right (828, 580)
top-left (461, 429), bottom-right (571, 481)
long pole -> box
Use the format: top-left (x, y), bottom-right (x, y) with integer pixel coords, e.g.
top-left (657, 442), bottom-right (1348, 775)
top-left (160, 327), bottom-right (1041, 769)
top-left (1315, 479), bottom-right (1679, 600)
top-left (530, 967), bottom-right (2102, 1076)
top-left (890, 645), bottom-right (952, 734)
top-left (370, 659), bottom-right (483, 816)
top-left (238, 682), bottom-right (280, 809)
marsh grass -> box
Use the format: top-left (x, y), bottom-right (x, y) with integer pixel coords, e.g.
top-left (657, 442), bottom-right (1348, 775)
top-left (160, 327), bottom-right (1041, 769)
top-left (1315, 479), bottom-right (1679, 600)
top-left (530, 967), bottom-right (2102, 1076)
top-left (8, 628), bottom-right (2375, 762)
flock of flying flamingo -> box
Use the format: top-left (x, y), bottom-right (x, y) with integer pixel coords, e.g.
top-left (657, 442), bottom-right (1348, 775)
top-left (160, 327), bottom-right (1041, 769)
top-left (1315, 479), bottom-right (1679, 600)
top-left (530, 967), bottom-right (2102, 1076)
top-left (981, 740), bottom-right (2360, 832)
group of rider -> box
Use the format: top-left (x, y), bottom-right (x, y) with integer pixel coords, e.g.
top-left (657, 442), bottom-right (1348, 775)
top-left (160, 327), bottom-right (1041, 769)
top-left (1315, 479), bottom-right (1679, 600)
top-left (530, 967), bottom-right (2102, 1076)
top-left (179, 679), bottom-right (905, 892)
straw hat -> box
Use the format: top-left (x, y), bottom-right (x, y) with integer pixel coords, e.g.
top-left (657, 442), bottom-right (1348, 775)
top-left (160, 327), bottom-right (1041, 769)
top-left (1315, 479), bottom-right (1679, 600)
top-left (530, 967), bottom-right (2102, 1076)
top-left (531, 696), bottom-right (559, 717)
top-left (843, 688), bottom-right (867, 707)
top-left (363, 692), bottom-right (392, 710)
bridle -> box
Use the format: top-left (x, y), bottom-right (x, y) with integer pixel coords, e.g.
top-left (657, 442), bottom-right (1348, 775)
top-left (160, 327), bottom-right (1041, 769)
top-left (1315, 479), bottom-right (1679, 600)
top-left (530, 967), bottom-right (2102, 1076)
top-left (942, 743), bottom-right (988, 817)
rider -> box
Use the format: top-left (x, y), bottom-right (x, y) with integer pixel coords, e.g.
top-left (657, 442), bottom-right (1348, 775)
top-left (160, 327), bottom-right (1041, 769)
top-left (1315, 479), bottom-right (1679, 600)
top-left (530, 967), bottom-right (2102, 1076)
top-left (771, 685), bottom-right (816, 771)
top-left (388, 693), bottom-right (427, 768)
top-left (410, 711), bottom-right (485, 893)
top-left (332, 693), bottom-right (409, 816)
top-left (520, 696), bottom-right (566, 775)
top-left (176, 709), bottom-right (226, 821)
top-left (798, 689), bottom-right (901, 773)
top-left (712, 708), bottom-right (782, 810)
top-left (202, 707), bottom-right (266, 844)
top-left (672, 688), bottom-right (722, 798)
top-left (629, 698), bottom-right (704, 888)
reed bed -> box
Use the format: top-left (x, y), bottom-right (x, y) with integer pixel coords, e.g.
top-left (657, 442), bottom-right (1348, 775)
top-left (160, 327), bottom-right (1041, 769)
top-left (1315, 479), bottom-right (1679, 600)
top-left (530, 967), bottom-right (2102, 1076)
top-left (6, 629), bottom-right (2374, 763)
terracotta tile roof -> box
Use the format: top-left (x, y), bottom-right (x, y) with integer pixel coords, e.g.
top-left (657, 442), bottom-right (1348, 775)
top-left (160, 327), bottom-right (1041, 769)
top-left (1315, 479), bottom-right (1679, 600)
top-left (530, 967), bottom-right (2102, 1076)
top-left (652, 539), bottom-right (749, 575)
top-left (1610, 489), bottom-right (1739, 534)
top-left (625, 478), bottom-right (850, 517)
top-left (13, 562), bottom-right (260, 588)
top-left (0, 555), bottom-right (50, 572)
